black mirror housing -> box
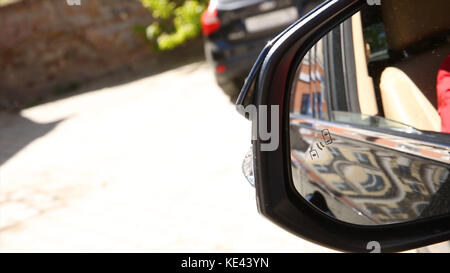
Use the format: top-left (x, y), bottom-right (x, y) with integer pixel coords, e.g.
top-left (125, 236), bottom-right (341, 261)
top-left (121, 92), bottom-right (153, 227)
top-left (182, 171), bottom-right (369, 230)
top-left (245, 0), bottom-right (450, 252)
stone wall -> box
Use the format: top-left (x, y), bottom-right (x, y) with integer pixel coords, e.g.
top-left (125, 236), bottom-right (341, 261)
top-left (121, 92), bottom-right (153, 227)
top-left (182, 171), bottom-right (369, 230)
top-left (0, 0), bottom-right (201, 110)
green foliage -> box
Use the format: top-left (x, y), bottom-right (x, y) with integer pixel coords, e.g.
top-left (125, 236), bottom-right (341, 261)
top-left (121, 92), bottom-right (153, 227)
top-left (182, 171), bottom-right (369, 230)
top-left (139, 0), bottom-right (209, 51)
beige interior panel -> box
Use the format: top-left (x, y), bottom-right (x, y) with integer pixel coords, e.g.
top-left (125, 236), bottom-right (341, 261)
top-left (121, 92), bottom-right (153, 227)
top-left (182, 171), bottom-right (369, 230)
top-left (380, 67), bottom-right (441, 132)
top-left (351, 12), bottom-right (378, 116)
top-left (389, 43), bottom-right (450, 108)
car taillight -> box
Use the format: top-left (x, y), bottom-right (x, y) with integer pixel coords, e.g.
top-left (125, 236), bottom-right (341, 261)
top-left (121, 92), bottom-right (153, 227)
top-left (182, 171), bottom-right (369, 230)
top-left (216, 65), bottom-right (226, 73)
top-left (201, 3), bottom-right (221, 35)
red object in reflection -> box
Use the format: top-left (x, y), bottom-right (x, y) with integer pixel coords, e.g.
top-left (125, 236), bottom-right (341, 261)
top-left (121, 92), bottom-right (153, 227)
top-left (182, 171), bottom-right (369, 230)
top-left (437, 55), bottom-right (450, 133)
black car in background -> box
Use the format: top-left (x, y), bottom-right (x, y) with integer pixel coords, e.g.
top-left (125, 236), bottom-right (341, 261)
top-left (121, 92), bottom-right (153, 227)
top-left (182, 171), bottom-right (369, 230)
top-left (201, 0), bottom-right (322, 101)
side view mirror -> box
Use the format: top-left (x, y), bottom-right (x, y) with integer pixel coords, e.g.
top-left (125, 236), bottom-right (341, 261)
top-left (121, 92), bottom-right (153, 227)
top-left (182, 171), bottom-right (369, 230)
top-left (237, 0), bottom-right (450, 252)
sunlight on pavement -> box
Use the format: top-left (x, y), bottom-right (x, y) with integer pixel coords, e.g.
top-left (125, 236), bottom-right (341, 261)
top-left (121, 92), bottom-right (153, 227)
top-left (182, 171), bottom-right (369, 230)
top-left (0, 62), bottom-right (335, 252)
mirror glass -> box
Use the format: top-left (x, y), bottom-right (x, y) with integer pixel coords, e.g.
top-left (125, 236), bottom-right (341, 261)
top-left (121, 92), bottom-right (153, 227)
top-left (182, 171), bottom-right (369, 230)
top-left (289, 1), bottom-right (450, 225)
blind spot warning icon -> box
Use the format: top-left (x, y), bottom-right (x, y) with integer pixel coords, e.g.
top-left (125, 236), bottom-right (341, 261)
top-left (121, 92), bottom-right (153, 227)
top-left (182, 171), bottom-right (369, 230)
top-left (321, 129), bottom-right (332, 145)
top-left (310, 148), bottom-right (319, 160)
top-left (316, 142), bottom-right (325, 151)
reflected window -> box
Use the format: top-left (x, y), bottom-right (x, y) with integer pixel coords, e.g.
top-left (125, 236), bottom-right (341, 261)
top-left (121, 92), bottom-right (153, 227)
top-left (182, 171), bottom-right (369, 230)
top-left (291, 39), bottom-right (329, 120)
top-left (290, 1), bottom-right (450, 135)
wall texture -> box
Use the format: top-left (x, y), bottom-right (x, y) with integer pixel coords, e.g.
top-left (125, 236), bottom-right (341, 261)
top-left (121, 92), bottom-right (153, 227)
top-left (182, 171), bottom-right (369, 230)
top-left (0, 0), bottom-right (200, 110)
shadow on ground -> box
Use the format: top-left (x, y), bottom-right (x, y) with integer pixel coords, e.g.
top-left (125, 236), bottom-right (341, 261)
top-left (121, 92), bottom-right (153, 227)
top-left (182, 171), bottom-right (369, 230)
top-left (0, 113), bottom-right (64, 166)
top-left (0, 39), bottom-right (206, 167)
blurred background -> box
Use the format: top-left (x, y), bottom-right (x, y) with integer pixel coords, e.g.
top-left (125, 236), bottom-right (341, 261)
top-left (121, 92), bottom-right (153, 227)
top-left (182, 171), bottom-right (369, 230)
top-left (0, 0), bottom-right (337, 252)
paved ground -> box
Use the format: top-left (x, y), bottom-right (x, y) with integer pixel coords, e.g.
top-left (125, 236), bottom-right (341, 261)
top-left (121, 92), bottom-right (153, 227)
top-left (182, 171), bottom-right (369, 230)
top-left (0, 61), bottom-right (335, 252)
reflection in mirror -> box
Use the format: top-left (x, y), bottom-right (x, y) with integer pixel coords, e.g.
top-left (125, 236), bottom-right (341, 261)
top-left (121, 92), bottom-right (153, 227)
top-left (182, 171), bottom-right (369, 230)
top-left (289, 2), bottom-right (450, 225)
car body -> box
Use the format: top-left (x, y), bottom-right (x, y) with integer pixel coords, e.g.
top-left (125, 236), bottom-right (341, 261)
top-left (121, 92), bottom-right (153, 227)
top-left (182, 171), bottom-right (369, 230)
top-left (201, 0), bottom-right (323, 100)
top-left (237, 0), bottom-right (450, 252)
